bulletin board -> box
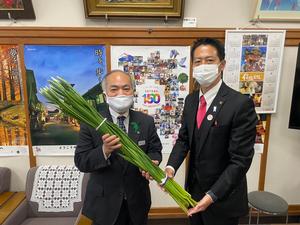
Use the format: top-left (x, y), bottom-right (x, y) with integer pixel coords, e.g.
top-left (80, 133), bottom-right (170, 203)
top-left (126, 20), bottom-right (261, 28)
top-left (0, 27), bottom-right (299, 215)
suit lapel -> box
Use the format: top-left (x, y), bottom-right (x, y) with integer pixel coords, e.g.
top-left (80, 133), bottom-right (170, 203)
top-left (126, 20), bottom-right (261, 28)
top-left (99, 105), bottom-right (140, 143)
top-left (98, 103), bottom-right (113, 123)
top-left (128, 110), bottom-right (140, 143)
top-left (196, 83), bottom-right (229, 156)
top-left (120, 110), bottom-right (141, 173)
top-left (188, 91), bottom-right (200, 147)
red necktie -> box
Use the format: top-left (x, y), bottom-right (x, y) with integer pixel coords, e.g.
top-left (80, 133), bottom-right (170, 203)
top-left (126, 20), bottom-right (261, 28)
top-left (197, 95), bottom-right (207, 128)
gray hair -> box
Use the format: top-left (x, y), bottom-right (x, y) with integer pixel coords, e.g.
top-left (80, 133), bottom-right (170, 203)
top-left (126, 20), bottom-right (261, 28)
top-left (101, 69), bottom-right (135, 93)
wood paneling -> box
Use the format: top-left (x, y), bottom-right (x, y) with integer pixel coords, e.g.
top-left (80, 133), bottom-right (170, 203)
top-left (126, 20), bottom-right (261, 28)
top-left (258, 115), bottom-right (271, 191)
top-left (0, 27), bottom-right (299, 46)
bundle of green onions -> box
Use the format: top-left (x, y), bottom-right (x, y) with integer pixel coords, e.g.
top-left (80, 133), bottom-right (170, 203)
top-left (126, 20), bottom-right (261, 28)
top-left (40, 77), bottom-right (197, 214)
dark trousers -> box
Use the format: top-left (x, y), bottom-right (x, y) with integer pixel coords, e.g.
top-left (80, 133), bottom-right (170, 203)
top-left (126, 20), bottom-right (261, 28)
top-left (93, 200), bottom-right (134, 225)
top-left (189, 181), bottom-right (239, 225)
top-left (189, 211), bottom-right (239, 225)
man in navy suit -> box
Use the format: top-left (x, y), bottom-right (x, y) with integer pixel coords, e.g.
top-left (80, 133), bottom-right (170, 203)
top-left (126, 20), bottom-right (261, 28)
top-left (75, 70), bottom-right (162, 225)
top-left (165, 38), bottom-right (257, 225)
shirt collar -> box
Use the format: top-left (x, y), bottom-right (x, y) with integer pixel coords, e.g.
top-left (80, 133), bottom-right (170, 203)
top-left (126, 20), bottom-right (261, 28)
top-left (199, 79), bottom-right (222, 100)
top-left (109, 107), bottom-right (129, 120)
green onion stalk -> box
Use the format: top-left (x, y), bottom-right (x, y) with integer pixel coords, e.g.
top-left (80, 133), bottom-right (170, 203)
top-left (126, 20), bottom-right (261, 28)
top-left (40, 76), bottom-right (197, 214)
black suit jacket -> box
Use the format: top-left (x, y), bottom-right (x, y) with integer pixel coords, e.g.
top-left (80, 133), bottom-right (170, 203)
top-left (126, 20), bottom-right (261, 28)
top-left (75, 104), bottom-right (162, 225)
top-left (167, 83), bottom-right (257, 218)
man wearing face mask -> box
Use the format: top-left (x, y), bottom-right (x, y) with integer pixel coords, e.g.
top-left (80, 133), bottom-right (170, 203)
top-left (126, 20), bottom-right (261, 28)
top-left (75, 70), bottom-right (162, 225)
top-left (165, 38), bottom-right (257, 225)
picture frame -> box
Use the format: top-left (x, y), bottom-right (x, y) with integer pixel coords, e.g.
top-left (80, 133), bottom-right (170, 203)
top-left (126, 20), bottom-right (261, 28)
top-left (253, 0), bottom-right (300, 21)
top-left (83, 0), bottom-right (184, 18)
top-left (0, 0), bottom-right (35, 20)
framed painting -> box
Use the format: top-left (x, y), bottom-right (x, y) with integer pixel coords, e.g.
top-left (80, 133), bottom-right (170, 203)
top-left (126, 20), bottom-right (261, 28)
top-left (0, 44), bottom-right (29, 156)
top-left (253, 0), bottom-right (300, 21)
top-left (0, 0), bottom-right (35, 19)
top-left (83, 0), bottom-right (184, 18)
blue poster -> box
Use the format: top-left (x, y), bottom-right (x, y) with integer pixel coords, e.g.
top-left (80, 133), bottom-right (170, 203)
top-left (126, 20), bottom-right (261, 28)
top-left (24, 45), bottom-right (106, 155)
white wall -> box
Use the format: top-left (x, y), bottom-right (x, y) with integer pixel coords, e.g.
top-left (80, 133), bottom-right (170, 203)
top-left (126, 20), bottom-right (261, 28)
top-left (0, 0), bottom-right (300, 206)
top-left (247, 153), bottom-right (261, 192)
top-left (265, 47), bottom-right (300, 204)
top-left (0, 0), bottom-right (300, 28)
top-left (0, 156), bottom-right (30, 191)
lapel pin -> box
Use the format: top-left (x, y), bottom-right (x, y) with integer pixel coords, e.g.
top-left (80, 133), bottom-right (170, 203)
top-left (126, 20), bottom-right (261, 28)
top-left (207, 114), bottom-right (213, 121)
top-left (213, 106), bottom-right (217, 112)
top-left (219, 101), bottom-right (223, 105)
top-left (214, 120), bottom-right (218, 126)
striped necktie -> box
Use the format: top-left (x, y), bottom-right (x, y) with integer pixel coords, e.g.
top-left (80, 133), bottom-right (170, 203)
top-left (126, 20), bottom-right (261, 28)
top-left (117, 116), bottom-right (127, 133)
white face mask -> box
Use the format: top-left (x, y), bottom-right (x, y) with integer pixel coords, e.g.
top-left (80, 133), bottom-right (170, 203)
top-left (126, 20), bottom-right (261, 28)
top-left (106, 95), bottom-right (134, 114)
top-left (193, 64), bottom-right (221, 87)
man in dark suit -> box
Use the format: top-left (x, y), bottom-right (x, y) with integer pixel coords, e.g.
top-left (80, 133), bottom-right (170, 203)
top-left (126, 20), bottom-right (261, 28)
top-left (165, 38), bottom-right (258, 225)
top-left (75, 70), bottom-right (162, 225)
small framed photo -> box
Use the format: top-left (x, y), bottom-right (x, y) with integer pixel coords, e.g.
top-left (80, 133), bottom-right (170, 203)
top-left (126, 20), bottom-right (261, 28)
top-left (253, 0), bottom-right (300, 21)
top-left (0, 0), bottom-right (35, 20)
top-left (83, 0), bottom-right (184, 18)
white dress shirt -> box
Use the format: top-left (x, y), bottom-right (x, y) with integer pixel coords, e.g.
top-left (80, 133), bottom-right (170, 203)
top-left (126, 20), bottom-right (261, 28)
top-left (199, 79), bottom-right (222, 111)
top-left (109, 107), bottom-right (130, 132)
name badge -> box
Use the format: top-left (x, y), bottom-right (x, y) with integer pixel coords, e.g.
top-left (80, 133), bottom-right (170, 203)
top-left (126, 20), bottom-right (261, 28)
top-left (138, 140), bottom-right (146, 146)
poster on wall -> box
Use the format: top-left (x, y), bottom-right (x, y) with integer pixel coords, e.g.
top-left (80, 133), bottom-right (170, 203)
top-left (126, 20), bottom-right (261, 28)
top-left (111, 46), bottom-right (190, 153)
top-left (24, 45), bottom-right (106, 156)
top-left (223, 30), bottom-right (286, 113)
top-left (0, 45), bottom-right (28, 156)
